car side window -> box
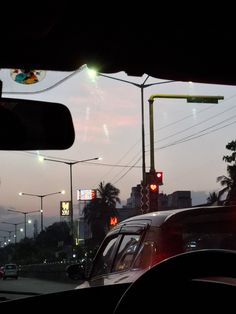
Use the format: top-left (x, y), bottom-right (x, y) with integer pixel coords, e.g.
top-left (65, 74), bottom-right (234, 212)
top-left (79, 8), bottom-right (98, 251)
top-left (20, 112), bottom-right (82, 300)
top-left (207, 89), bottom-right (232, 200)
top-left (91, 236), bottom-right (119, 278)
top-left (112, 234), bottom-right (141, 272)
top-left (132, 241), bottom-right (158, 270)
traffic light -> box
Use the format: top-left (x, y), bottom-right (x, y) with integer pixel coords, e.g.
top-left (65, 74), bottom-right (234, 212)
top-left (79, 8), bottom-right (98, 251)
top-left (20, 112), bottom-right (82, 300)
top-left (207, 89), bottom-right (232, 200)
top-left (155, 171), bottom-right (163, 185)
top-left (148, 181), bottom-right (158, 212)
top-left (146, 171), bottom-right (163, 186)
top-left (146, 171), bottom-right (159, 212)
top-left (149, 183), bottom-right (158, 192)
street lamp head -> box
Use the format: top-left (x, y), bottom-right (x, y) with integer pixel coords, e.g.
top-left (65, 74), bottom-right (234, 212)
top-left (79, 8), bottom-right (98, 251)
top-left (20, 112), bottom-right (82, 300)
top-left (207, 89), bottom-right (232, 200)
top-left (148, 94), bottom-right (224, 104)
top-left (186, 95), bottom-right (224, 104)
top-left (38, 155), bottom-right (45, 162)
top-left (18, 192), bottom-right (23, 196)
top-left (61, 190), bottom-right (66, 195)
top-left (86, 67), bottom-right (98, 81)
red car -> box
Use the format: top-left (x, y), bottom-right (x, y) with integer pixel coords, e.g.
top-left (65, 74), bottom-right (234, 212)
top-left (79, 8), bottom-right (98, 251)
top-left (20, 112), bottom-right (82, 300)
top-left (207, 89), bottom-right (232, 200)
top-left (0, 267), bottom-right (4, 279)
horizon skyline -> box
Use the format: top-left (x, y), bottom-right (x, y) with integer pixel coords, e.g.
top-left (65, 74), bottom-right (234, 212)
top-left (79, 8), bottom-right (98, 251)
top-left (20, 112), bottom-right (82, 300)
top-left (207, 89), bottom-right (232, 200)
top-left (0, 189), bottom-right (211, 242)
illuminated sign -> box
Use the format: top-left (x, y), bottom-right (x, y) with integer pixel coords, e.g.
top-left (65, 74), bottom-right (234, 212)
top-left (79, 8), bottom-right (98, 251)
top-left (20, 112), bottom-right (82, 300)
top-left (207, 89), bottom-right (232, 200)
top-left (110, 216), bottom-right (118, 226)
top-left (77, 189), bottom-right (97, 201)
top-left (60, 201), bottom-right (71, 216)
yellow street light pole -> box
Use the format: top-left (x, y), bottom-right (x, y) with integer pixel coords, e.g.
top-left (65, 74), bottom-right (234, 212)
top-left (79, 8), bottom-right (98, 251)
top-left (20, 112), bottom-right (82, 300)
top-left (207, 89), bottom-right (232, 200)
top-left (147, 94), bottom-right (224, 212)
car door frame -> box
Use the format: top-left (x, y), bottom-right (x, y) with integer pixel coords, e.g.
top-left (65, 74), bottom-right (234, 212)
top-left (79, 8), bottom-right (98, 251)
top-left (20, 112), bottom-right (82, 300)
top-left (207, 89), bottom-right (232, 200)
top-left (88, 221), bottom-right (150, 287)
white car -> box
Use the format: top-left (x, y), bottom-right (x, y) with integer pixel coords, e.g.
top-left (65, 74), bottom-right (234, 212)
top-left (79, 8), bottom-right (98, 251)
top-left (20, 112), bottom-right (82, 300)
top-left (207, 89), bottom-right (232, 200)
top-left (3, 264), bottom-right (18, 280)
top-left (68, 205), bottom-right (236, 289)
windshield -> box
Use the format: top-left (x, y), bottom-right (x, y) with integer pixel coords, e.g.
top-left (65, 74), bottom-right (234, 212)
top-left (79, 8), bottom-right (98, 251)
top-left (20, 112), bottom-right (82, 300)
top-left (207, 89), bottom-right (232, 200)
top-left (0, 66), bottom-right (236, 299)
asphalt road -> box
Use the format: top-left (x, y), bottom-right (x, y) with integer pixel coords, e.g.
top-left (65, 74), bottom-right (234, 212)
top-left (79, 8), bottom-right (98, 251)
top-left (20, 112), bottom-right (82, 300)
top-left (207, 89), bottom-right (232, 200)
top-left (0, 277), bottom-right (77, 301)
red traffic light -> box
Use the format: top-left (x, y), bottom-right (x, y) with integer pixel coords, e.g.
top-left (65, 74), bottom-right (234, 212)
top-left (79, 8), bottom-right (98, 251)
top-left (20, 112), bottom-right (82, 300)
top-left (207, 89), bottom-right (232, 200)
top-left (155, 171), bottom-right (163, 185)
top-left (146, 171), bottom-right (163, 186)
top-left (149, 183), bottom-right (158, 192)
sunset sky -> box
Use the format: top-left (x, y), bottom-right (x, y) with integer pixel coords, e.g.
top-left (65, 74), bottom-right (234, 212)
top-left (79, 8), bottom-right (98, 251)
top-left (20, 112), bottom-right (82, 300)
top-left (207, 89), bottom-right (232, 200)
top-left (0, 66), bottom-right (235, 236)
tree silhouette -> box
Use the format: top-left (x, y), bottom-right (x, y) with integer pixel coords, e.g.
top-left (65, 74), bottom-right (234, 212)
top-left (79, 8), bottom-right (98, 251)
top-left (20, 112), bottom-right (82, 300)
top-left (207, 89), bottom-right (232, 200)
top-left (83, 182), bottom-right (120, 245)
top-left (207, 191), bottom-right (219, 205)
top-left (36, 221), bottom-right (71, 248)
top-left (217, 140), bottom-right (236, 204)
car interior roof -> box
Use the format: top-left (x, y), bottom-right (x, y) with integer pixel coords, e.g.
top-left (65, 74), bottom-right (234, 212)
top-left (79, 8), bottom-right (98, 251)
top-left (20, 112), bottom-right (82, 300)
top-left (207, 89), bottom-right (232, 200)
top-left (0, 5), bottom-right (235, 86)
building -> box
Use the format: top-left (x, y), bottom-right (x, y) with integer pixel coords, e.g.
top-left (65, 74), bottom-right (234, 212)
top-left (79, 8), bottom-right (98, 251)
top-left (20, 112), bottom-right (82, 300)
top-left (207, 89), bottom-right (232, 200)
top-left (126, 184), bottom-right (141, 209)
top-left (167, 191), bottom-right (192, 209)
top-left (124, 186), bottom-right (192, 212)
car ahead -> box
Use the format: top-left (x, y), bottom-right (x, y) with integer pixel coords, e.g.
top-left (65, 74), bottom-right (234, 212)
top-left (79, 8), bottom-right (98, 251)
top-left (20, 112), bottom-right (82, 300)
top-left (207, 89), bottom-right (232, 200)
top-left (66, 205), bottom-right (236, 288)
top-left (2, 264), bottom-right (18, 280)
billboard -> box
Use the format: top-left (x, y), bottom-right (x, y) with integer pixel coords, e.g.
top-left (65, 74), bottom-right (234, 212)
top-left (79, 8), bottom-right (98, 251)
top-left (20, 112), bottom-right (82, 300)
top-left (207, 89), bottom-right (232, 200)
top-left (60, 201), bottom-right (71, 216)
top-left (77, 189), bottom-right (97, 201)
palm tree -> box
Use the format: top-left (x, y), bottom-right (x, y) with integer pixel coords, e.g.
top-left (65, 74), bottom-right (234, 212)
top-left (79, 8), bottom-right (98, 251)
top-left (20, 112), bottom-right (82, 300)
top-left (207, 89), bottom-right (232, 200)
top-left (207, 191), bottom-right (219, 205)
top-left (97, 182), bottom-right (120, 226)
top-left (217, 140), bottom-right (236, 204)
top-left (216, 175), bottom-right (233, 200)
top-left (83, 198), bottom-right (106, 244)
top-left (83, 182), bottom-right (120, 244)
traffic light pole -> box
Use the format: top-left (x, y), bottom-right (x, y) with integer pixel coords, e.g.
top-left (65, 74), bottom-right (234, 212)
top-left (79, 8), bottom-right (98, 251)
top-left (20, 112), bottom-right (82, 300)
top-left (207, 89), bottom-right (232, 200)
top-left (149, 98), bottom-right (155, 172)
top-left (147, 93), bottom-right (224, 212)
top-left (69, 163), bottom-right (74, 241)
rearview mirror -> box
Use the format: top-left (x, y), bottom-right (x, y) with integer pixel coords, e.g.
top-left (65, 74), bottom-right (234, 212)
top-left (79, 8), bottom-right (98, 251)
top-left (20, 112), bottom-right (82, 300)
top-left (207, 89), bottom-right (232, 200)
top-left (0, 98), bottom-right (75, 150)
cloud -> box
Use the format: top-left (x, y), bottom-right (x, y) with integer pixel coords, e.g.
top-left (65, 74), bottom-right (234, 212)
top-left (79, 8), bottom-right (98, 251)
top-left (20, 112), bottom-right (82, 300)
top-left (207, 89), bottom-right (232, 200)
top-left (73, 111), bottom-right (138, 143)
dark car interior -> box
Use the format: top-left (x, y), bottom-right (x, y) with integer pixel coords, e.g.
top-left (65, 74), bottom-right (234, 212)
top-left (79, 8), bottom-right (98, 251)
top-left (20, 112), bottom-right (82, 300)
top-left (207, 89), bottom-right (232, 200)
top-left (0, 4), bottom-right (236, 312)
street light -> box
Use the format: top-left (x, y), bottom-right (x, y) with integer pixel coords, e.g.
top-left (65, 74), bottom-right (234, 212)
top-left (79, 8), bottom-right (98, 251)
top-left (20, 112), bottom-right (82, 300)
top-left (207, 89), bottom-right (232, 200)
top-left (0, 236), bottom-right (7, 246)
top-left (7, 209), bottom-right (40, 239)
top-left (87, 67), bottom-right (176, 212)
top-left (0, 221), bottom-right (24, 244)
top-left (19, 190), bottom-right (66, 232)
top-left (0, 229), bottom-right (13, 244)
top-left (147, 94), bottom-right (224, 212)
top-left (39, 156), bottom-right (101, 246)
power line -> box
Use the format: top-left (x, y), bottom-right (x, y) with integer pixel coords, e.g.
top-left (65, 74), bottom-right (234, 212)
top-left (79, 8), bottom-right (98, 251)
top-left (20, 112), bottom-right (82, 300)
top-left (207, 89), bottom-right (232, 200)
top-left (108, 113), bottom-right (236, 183)
top-left (157, 113), bottom-right (236, 150)
top-left (100, 139), bottom-right (141, 180)
top-left (101, 106), bottom-right (214, 181)
top-left (112, 156), bottom-right (142, 185)
top-left (156, 92), bottom-right (236, 132)
top-left (157, 119), bottom-right (236, 151)
top-left (154, 99), bottom-right (236, 145)
top-left (102, 94), bottom-right (236, 180)
top-left (111, 110), bottom-right (236, 184)
top-left (79, 161), bottom-right (141, 168)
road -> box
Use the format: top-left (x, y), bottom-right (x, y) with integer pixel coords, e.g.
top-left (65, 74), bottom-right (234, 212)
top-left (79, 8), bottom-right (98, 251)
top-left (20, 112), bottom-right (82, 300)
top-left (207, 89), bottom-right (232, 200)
top-left (0, 277), bottom-right (77, 301)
